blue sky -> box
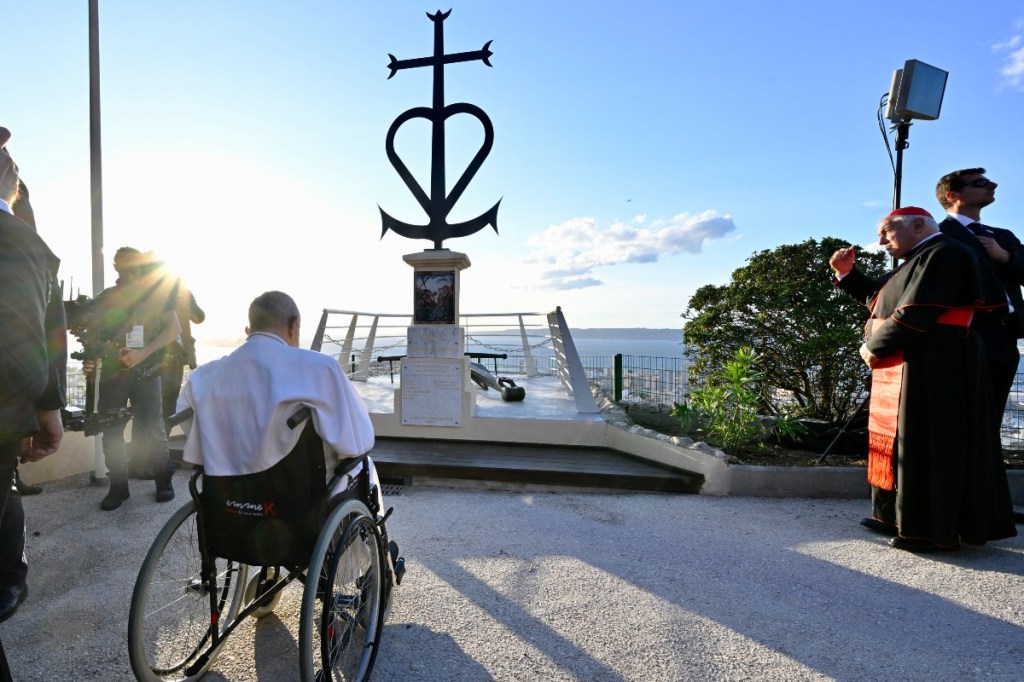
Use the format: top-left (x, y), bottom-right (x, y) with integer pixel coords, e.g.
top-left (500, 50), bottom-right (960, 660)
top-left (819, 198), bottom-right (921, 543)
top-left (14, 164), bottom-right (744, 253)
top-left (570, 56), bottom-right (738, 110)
top-left (5, 2), bottom-right (1024, 341)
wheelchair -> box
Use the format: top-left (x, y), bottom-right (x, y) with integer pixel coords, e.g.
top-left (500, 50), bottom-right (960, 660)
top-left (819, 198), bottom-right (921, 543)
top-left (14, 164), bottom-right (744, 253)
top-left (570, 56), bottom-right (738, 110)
top-left (127, 406), bottom-right (404, 682)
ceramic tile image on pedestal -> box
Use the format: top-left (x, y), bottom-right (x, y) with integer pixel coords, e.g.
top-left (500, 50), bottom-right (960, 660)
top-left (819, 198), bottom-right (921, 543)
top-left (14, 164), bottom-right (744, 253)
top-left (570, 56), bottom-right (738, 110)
top-left (415, 271), bottom-right (456, 324)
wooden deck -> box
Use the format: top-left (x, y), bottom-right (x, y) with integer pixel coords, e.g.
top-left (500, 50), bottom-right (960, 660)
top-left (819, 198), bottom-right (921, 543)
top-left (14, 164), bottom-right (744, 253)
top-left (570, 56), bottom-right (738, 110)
top-left (170, 436), bottom-right (704, 493)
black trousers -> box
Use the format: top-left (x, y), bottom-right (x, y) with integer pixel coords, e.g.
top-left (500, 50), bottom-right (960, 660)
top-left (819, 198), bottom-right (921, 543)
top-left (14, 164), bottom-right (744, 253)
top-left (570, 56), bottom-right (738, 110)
top-left (988, 330), bottom-right (1020, 428)
top-left (159, 360), bottom-right (185, 434)
top-left (98, 369), bottom-right (172, 487)
top-left (0, 642), bottom-right (10, 682)
top-left (0, 440), bottom-right (24, 682)
top-left (0, 443), bottom-right (25, 588)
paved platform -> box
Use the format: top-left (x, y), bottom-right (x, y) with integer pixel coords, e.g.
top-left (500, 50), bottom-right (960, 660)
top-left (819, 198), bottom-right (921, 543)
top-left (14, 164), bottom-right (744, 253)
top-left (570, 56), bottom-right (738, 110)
top-left (6, 372), bottom-right (1021, 679)
top-left (1, 472), bottom-right (1021, 681)
top-left (172, 374), bottom-right (710, 494)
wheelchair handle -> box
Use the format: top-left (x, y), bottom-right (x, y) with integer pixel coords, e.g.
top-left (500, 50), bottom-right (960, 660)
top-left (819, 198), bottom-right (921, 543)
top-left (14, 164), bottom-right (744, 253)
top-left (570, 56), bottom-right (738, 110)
top-left (167, 405), bottom-right (312, 430)
top-left (286, 406), bottom-right (312, 429)
top-left (167, 407), bottom-right (194, 427)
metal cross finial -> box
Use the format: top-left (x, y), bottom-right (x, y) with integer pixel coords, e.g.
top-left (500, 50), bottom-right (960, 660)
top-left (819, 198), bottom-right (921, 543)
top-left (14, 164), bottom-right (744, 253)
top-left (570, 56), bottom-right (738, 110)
top-left (379, 9), bottom-right (500, 250)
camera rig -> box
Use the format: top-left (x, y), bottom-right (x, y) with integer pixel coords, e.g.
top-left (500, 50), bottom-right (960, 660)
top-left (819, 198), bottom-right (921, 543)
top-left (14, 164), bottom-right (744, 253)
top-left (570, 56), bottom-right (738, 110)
top-left (63, 294), bottom-right (137, 435)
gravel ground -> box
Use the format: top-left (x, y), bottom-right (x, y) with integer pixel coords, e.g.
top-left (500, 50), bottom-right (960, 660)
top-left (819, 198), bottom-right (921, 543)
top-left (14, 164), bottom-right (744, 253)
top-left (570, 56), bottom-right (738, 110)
top-left (2, 471), bottom-right (1022, 681)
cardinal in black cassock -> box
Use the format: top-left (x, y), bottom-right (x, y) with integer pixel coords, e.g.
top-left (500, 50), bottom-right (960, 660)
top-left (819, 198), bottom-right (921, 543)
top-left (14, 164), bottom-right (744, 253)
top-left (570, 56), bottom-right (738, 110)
top-left (832, 206), bottom-right (1016, 552)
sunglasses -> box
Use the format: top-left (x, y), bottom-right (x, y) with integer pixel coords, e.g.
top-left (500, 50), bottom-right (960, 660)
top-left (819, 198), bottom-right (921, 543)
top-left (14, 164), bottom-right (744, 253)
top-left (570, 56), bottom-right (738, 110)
top-left (955, 177), bottom-right (995, 190)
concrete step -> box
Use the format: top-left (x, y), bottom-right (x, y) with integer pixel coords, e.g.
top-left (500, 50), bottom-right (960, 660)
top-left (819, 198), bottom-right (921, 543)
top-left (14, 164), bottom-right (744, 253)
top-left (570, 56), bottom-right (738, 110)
top-left (170, 434), bottom-right (703, 493)
top-left (368, 437), bottom-right (704, 493)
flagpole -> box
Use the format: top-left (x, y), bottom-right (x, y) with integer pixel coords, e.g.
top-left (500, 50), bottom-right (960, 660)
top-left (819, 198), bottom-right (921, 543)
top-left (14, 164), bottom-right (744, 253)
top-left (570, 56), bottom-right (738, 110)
top-left (88, 0), bottom-right (104, 296)
top-left (88, 0), bottom-right (108, 482)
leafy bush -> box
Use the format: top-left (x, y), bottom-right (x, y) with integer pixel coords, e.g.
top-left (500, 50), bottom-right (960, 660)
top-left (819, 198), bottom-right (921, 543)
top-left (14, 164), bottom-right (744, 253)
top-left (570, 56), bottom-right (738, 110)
top-left (671, 346), bottom-right (805, 454)
top-left (682, 237), bottom-right (888, 422)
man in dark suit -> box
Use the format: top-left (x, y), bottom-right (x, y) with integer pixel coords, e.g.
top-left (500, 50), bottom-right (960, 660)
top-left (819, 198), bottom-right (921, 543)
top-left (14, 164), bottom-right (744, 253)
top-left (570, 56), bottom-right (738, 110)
top-left (936, 168), bottom-right (1024, 523)
top-left (11, 180), bottom-right (46, 497)
top-left (936, 171), bottom-right (1023, 423)
top-left (0, 126), bottom-right (67, 678)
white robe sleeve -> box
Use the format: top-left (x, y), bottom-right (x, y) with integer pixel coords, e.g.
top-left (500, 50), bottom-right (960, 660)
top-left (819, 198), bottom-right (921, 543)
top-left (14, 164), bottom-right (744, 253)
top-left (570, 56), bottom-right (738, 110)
top-left (308, 359), bottom-right (375, 457)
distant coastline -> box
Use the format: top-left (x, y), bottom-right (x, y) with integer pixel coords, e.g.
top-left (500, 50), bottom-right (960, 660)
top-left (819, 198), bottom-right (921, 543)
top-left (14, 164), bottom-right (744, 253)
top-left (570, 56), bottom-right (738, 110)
top-left (570, 328), bottom-right (680, 341)
top-left (196, 328), bottom-right (680, 348)
top-left (193, 328), bottom-right (685, 366)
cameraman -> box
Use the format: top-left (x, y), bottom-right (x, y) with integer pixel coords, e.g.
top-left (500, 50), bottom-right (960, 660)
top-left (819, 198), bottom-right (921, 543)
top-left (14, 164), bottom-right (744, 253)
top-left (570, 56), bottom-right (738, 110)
top-left (83, 248), bottom-right (180, 511)
top-left (145, 254), bottom-right (205, 434)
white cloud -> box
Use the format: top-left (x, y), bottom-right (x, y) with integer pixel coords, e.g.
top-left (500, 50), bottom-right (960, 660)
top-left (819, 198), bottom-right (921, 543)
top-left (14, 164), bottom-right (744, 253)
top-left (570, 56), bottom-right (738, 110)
top-left (522, 210), bottom-right (735, 290)
top-left (1000, 47), bottom-right (1024, 88)
top-left (541, 274), bottom-right (603, 291)
top-left (632, 214), bottom-right (647, 224)
top-left (992, 35), bottom-right (1021, 51)
top-left (862, 200), bottom-right (884, 208)
top-left (993, 25), bottom-right (1024, 90)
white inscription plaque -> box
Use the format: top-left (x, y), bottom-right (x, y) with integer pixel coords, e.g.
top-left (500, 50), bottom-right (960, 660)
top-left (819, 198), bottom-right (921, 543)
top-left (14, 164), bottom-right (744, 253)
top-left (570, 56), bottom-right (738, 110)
top-left (407, 325), bottom-right (461, 359)
top-left (401, 360), bottom-right (463, 427)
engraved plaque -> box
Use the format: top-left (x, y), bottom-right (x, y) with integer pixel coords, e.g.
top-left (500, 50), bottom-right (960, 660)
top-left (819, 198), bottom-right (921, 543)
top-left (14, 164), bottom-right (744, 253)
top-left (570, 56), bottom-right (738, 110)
top-left (407, 325), bottom-right (461, 358)
top-left (401, 360), bottom-right (463, 427)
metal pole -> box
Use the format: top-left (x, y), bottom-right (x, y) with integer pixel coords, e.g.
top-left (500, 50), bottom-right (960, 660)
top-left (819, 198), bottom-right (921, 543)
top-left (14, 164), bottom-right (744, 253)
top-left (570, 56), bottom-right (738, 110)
top-left (891, 121), bottom-right (910, 211)
top-left (89, 0), bottom-right (104, 297)
top-left (613, 353), bottom-right (623, 402)
top-left (890, 120), bottom-right (910, 268)
top-left (88, 0), bottom-right (107, 482)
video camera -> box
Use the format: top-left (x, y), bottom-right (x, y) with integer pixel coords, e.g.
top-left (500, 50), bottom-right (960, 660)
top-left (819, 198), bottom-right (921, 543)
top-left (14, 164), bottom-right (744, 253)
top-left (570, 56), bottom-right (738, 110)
top-left (62, 294), bottom-right (136, 435)
top-left (64, 294), bottom-right (118, 364)
top-left (64, 293), bottom-right (166, 379)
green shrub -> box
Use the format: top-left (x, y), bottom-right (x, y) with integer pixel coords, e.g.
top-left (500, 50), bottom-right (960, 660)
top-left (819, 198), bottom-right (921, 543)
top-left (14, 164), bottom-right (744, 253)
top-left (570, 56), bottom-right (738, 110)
top-left (671, 346), bottom-right (804, 454)
top-left (682, 237), bottom-right (888, 422)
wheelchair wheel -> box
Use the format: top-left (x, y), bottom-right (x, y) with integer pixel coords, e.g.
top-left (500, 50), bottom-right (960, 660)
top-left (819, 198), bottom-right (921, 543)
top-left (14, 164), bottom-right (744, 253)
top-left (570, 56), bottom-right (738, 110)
top-left (298, 500), bottom-right (384, 682)
top-left (243, 566), bottom-right (285, 619)
top-left (128, 501), bottom-right (249, 682)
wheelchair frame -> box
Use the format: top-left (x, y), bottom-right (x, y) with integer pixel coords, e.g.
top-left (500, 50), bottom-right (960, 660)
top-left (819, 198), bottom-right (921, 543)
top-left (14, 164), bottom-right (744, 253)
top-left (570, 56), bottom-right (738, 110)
top-left (127, 407), bottom-right (398, 682)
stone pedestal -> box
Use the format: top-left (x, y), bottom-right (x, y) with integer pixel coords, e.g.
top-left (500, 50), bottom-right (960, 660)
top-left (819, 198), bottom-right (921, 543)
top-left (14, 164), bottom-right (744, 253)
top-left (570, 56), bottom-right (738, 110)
top-left (396, 250), bottom-right (475, 427)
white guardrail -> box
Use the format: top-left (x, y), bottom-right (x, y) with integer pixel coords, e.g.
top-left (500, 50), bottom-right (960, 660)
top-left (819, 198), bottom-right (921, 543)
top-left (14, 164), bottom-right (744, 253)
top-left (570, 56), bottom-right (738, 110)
top-left (310, 306), bottom-right (599, 413)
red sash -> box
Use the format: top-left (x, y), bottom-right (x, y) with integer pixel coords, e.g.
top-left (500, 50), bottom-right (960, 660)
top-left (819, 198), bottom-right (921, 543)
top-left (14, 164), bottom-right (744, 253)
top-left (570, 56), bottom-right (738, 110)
top-left (865, 306), bottom-right (974, 490)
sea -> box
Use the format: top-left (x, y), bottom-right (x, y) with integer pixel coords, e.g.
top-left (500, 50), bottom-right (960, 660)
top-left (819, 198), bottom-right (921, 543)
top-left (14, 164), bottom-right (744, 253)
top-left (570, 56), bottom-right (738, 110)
top-left (194, 328), bottom-right (686, 367)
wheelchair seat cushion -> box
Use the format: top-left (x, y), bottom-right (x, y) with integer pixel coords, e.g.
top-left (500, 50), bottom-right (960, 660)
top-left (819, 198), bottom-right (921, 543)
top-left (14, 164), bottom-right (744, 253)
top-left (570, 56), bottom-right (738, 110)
top-left (200, 421), bottom-right (328, 566)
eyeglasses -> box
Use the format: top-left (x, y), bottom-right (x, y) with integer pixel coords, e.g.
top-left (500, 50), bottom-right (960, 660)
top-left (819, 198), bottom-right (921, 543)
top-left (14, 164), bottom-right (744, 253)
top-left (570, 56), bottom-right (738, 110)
top-left (955, 177), bottom-right (996, 190)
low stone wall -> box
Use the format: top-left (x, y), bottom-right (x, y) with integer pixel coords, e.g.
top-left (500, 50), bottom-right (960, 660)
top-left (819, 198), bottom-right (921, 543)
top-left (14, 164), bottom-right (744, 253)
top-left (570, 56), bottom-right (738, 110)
top-left (18, 431), bottom-right (101, 485)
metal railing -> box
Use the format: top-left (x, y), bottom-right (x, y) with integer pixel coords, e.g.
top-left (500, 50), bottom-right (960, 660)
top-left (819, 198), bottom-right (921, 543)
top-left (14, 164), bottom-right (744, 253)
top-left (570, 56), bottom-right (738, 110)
top-left (574, 355), bottom-right (1024, 452)
top-left (310, 307), bottom-right (598, 413)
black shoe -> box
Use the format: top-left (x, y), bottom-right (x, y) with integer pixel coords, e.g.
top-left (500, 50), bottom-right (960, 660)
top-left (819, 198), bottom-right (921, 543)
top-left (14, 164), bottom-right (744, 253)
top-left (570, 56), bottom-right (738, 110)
top-left (100, 484), bottom-right (130, 511)
top-left (14, 473), bottom-right (42, 496)
top-left (155, 485), bottom-right (175, 503)
top-left (0, 583), bottom-right (28, 623)
top-left (890, 536), bottom-right (959, 553)
top-left (393, 556), bottom-right (406, 586)
top-left (859, 517), bottom-right (898, 536)
top-left (389, 540), bottom-right (405, 586)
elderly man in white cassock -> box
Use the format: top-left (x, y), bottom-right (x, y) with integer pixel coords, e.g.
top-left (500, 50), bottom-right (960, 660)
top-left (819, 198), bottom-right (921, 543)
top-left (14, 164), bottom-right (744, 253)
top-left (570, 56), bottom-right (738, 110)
top-left (176, 290), bottom-right (380, 506)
